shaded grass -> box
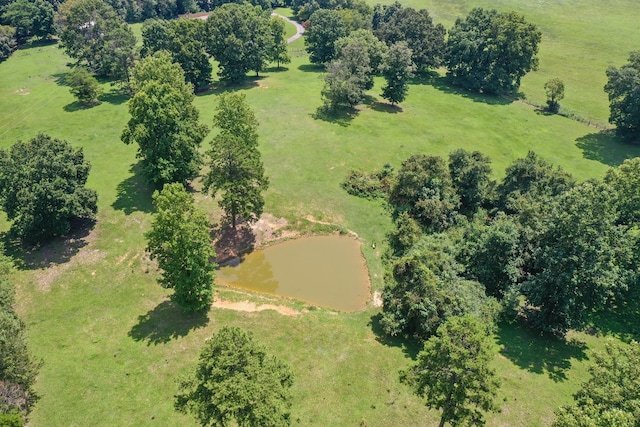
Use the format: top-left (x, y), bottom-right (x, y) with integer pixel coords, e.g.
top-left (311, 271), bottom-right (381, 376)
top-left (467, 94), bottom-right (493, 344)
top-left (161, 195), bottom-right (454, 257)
top-left (0, 8), bottom-right (638, 425)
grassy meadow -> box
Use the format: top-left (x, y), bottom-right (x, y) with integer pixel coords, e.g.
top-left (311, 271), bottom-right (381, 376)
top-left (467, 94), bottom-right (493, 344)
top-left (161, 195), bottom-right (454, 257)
top-left (0, 1), bottom-right (639, 425)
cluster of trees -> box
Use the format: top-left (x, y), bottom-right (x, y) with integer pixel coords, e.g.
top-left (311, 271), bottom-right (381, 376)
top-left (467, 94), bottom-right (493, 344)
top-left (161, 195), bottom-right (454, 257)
top-left (304, 3), bottom-right (541, 110)
top-left (0, 0), bottom-right (55, 61)
top-left (0, 251), bottom-right (41, 426)
top-left (345, 150), bottom-right (640, 340)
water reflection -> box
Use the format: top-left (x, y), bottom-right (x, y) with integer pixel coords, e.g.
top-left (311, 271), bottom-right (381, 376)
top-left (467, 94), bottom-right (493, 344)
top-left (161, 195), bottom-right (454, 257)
top-left (217, 236), bottom-right (370, 312)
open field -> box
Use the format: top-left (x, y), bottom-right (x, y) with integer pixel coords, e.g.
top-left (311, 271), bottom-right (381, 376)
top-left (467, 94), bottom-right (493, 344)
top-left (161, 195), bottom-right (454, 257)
top-left (369, 0), bottom-right (640, 125)
top-left (1, 2), bottom-right (640, 426)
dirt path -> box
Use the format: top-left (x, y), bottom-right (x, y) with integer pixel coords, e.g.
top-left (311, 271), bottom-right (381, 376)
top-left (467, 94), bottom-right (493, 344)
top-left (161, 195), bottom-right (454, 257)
top-left (212, 298), bottom-right (300, 316)
top-left (272, 13), bottom-right (305, 44)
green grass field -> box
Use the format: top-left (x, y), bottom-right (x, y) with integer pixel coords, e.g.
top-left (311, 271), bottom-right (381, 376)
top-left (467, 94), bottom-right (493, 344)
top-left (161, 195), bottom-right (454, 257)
top-left (1, 1), bottom-right (640, 425)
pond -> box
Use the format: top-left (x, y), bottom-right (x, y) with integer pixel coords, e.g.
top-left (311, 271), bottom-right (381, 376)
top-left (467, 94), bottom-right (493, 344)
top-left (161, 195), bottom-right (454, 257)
top-left (216, 235), bottom-right (370, 312)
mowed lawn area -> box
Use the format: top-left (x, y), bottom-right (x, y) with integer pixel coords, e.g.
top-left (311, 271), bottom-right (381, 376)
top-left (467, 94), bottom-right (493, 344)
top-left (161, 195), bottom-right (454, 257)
top-left (1, 1), bottom-right (640, 425)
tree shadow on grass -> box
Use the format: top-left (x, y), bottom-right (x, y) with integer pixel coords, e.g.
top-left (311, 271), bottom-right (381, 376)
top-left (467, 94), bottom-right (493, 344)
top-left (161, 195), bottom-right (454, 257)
top-left (2, 218), bottom-right (95, 270)
top-left (311, 105), bottom-right (357, 127)
top-left (496, 320), bottom-right (588, 382)
top-left (213, 222), bottom-right (256, 265)
top-left (112, 162), bottom-right (155, 215)
top-left (196, 78), bottom-right (261, 97)
top-left (420, 75), bottom-right (515, 106)
top-left (370, 101), bottom-right (403, 114)
top-left (368, 313), bottom-right (421, 361)
top-left (575, 131), bottom-right (640, 167)
top-left (100, 88), bottom-right (130, 105)
top-left (298, 63), bottom-right (324, 73)
top-left (128, 300), bottom-right (209, 345)
top-left (589, 293), bottom-right (640, 343)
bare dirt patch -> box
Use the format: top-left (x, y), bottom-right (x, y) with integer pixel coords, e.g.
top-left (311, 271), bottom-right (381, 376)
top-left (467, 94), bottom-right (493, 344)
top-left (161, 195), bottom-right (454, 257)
top-left (372, 290), bottom-right (383, 307)
top-left (211, 298), bottom-right (299, 316)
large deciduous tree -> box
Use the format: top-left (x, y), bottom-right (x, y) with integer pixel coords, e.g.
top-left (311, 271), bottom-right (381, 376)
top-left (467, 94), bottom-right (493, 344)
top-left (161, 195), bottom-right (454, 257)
top-left (205, 3), bottom-right (271, 82)
top-left (445, 8), bottom-right (541, 94)
top-left (175, 326), bottom-right (293, 427)
top-left (145, 183), bottom-right (215, 312)
top-left (121, 52), bottom-right (208, 187)
top-left (388, 154), bottom-right (459, 232)
top-left (268, 16), bottom-right (290, 70)
top-left (448, 149), bottom-right (492, 216)
top-left (373, 4), bottom-right (445, 72)
top-left (2, 0), bottom-right (55, 44)
top-left (321, 38), bottom-right (372, 110)
top-left (203, 93), bottom-right (268, 228)
top-left (0, 134), bottom-right (97, 243)
top-left (401, 315), bottom-right (500, 427)
top-left (141, 18), bottom-right (211, 90)
top-left (304, 9), bottom-right (348, 65)
top-left (522, 181), bottom-right (627, 336)
top-left (553, 341), bottom-right (640, 426)
top-left (604, 51), bottom-right (640, 142)
top-left (56, 0), bottom-right (136, 80)
top-left (0, 25), bottom-right (17, 62)
top-left (379, 41), bottom-right (415, 105)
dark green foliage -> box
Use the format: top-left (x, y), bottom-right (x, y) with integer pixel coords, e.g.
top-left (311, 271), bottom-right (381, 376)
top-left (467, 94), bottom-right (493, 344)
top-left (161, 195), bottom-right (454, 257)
top-left (0, 134), bottom-right (97, 243)
top-left (401, 315), bottom-right (500, 427)
top-left (141, 19), bottom-right (211, 90)
top-left (0, 25), bottom-right (17, 62)
top-left (293, 0), bottom-right (366, 22)
top-left (387, 211), bottom-right (422, 257)
top-left (105, 0), bottom-right (191, 22)
top-left (203, 93), bottom-right (268, 228)
top-left (321, 38), bottom-right (372, 110)
top-left (335, 29), bottom-right (387, 73)
top-left (196, 0), bottom-right (270, 13)
top-left (146, 183), bottom-right (215, 312)
top-left (553, 341), bottom-right (640, 426)
top-left (604, 51), bottom-right (640, 142)
top-left (56, 0), bottom-right (137, 79)
top-left (205, 3), bottom-right (271, 82)
top-left (268, 16), bottom-right (290, 70)
top-left (0, 250), bottom-right (40, 421)
top-left (448, 149), bottom-right (492, 216)
top-left (459, 213), bottom-right (524, 299)
top-left (388, 154), bottom-right (459, 232)
top-left (67, 67), bottom-right (102, 104)
top-left (522, 181), bottom-right (626, 336)
top-left (2, 0), bottom-right (55, 43)
top-left (304, 9), bottom-right (348, 65)
top-left (445, 8), bottom-right (541, 94)
top-left (341, 164), bottom-right (394, 199)
top-left (381, 234), bottom-right (500, 341)
top-left (544, 78), bottom-right (565, 114)
top-left (175, 326), bottom-right (293, 427)
top-left (121, 52), bottom-right (208, 187)
top-left (373, 3), bottom-right (445, 72)
top-left (605, 157), bottom-right (640, 225)
top-left (496, 151), bottom-right (575, 214)
top-left (380, 41), bottom-right (415, 105)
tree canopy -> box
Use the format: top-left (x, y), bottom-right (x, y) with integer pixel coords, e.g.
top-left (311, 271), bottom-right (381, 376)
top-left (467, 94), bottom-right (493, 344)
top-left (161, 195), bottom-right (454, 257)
top-left (604, 51), bottom-right (640, 142)
top-left (122, 52), bottom-right (208, 187)
top-left (304, 9), bottom-right (349, 65)
top-left (445, 8), bottom-right (541, 94)
top-left (146, 183), bottom-right (215, 312)
top-left (203, 93), bottom-right (268, 228)
top-left (0, 134), bottom-right (97, 243)
top-left (401, 315), bottom-right (500, 427)
top-left (141, 18), bottom-right (211, 90)
top-left (553, 341), bottom-right (640, 426)
top-left (379, 41), bottom-right (415, 105)
top-left (175, 326), bottom-right (293, 427)
top-left (56, 0), bottom-right (136, 80)
top-left (205, 3), bottom-right (271, 82)
top-left (2, 0), bottom-right (54, 43)
top-left (373, 3), bottom-right (445, 72)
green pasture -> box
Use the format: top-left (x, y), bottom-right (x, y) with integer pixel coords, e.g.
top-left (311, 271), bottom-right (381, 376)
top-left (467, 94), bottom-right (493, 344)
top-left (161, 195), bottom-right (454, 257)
top-left (369, 0), bottom-right (640, 125)
top-left (1, 3), bottom-right (639, 425)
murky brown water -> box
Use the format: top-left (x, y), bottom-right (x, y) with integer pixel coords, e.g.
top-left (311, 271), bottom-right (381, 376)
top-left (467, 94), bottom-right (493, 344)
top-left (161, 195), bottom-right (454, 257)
top-left (216, 236), bottom-right (370, 312)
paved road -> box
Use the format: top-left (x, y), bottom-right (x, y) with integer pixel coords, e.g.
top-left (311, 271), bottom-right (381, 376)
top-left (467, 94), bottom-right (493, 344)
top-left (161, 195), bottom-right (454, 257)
top-left (272, 13), bottom-right (305, 44)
